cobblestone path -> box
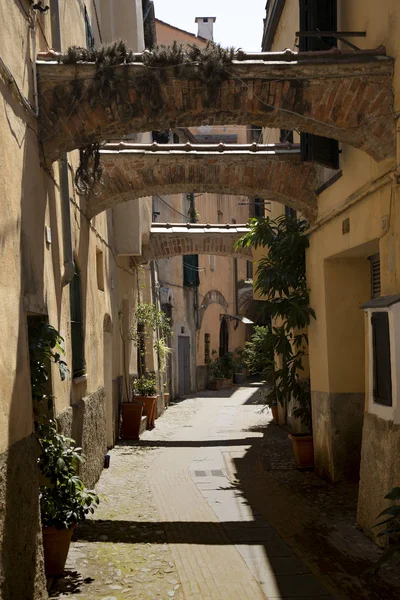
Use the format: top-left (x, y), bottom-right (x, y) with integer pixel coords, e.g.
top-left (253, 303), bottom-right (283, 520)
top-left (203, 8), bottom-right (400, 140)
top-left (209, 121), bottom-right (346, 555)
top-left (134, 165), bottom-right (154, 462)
top-left (50, 385), bottom-right (333, 599)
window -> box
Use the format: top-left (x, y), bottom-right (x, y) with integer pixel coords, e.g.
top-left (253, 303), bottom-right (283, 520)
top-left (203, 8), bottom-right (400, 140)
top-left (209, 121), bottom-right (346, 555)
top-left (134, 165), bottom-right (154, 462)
top-left (280, 129), bottom-right (294, 144)
top-left (173, 133), bottom-right (179, 144)
top-left (70, 264), bottom-right (85, 378)
top-left (96, 248), bottom-right (104, 291)
top-left (298, 0), bottom-right (337, 52)
top-left (209, 255), bottom-right (215, 272)
top-left (371, 312), bottom-right (392, 406)
top-left (369, 253), bottom-right (381, 299)
top-left (253, 198), bottom-right (263, 218)
top-left (299, 0), bottom-right (339, 169)
top-left (246, 261), bottom-right (253, 279)
top-left (285, 205), bottom-right (296, 219)
top-left (183, 255), bottom-right (200, 287)
top-left (301, 133), bottom-right (339, 169)
top-left (84, 6), bottom-right (95, 50)
top-left (204, 333), bottom-right (210, 363)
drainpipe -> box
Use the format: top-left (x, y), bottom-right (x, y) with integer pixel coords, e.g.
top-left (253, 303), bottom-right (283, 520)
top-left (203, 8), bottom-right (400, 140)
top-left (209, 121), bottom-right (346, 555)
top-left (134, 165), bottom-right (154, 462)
top-left (51, 0), bottom-right (75, 286)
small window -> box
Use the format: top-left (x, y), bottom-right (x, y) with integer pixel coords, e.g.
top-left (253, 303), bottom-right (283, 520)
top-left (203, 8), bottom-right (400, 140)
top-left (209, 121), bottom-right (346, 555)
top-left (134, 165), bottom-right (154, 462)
top-left (253, 198), bottom-right (263, 218)
top-left (70, 264), bottom-right (86, 378)
top-left (96, 248), bottom-right (104, 291)
top-left (246, 261), bottom-right (253, 279)
top-left (204, 333), bottom-right (210, 363)
top-left (285, 205), bottom-right (296, 219)
top-left (371, 312), bottom-right (392, 406)
top-left (301, 133), bottom-right (339, 169)
top-left (280, 129), bottom-right (294, 144)
top-left (183, 255), bottom-right (200, 287)
top-left (369, 253), bottom-right (381, 299)
top-left (173, 133), bottom-right (179, 144)
top-left (209, 255), bottom-right (215, 272)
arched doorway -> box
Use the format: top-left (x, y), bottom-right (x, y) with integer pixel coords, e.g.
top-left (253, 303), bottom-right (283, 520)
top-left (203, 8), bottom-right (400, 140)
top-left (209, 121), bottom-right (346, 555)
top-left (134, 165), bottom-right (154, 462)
top-left (219, 318), bottom-right (229, 357)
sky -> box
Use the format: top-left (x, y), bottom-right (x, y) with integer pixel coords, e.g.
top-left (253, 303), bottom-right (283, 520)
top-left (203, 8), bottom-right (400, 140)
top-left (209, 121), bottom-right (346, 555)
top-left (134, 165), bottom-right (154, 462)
top-left (153, 0), bottom-right (267, 53)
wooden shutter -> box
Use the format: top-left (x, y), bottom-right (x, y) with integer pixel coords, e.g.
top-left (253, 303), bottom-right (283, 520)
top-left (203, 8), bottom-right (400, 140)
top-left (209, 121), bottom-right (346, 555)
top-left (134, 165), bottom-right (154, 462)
top-left (183, 255), bottom-right (200, 287)
top-left (70, 265), bottom-right (85, 377)
top-left (371, 312), bottom-right (392, 406)
top-left (369, 253), bottom-right (381, 299)
top-left (299, 0), bottom-right (337, 51)
top-left (301, 133), bottom-right (339, 169)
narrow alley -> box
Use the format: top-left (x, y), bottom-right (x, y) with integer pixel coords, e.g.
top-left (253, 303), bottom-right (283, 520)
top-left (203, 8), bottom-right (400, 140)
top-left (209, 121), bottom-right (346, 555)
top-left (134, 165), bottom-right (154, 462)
top-left (50, 385), bottom-right (332, 600)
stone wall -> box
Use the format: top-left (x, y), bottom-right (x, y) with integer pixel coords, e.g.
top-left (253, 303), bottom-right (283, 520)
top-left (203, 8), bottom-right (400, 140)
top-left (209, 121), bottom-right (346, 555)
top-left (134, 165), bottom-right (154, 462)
top-left (357, 413), bottom-right (400, 545)
top-left (312, 391), bottom-right (365, 482)
top-left (0, 435), bottom-right (47, 600)
top-left (58, 388), bottom-right (107, 488)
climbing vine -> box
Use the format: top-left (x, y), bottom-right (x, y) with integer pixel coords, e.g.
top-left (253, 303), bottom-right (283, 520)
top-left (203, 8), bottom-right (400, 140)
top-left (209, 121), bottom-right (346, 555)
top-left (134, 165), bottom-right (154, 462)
top-left (74, 143), bottom-right (104, 195)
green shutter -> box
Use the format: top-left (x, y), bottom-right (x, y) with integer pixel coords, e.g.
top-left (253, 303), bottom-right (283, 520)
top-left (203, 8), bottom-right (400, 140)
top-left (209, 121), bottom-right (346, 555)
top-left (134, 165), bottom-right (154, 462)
top-left (70, 265), bottom-right (85, 377)
top-left (183, 255), bottom-right (200, 287)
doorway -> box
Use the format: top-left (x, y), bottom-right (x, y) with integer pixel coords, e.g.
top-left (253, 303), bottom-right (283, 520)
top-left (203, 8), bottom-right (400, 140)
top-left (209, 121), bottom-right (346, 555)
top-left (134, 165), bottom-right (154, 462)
top-left (178, 336), bottom-right (190, 396)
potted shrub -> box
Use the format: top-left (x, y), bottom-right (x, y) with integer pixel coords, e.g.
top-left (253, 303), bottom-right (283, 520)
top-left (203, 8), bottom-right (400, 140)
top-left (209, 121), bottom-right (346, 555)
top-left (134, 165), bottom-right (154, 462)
top-left (233, 347), bottom-right (246, 385)
top-left (288, 378), bottom-right (314, 468)
top-left (208, 351), bottom-right (224, 390)
top-left (236, 214), bottom-right (316, 470)
top-left (133, 373), bottom-right (157, 429)
top-left (219, 351), bottom-right (234, 387)
top-left (120, 302), bottom-right (172, 437)
top-left (37, 420), bottom-right (100, 576)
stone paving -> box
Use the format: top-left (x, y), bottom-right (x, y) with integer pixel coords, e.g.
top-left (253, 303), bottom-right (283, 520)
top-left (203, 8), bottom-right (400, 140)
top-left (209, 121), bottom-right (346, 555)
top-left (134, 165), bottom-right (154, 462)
top-left (50, 385), bottom-right (333, 599)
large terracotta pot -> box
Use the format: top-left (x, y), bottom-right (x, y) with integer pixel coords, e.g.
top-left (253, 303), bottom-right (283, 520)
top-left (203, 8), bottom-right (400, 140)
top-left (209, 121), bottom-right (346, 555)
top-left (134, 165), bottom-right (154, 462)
top-left (121, 402), bottom-right (143, 440)
top-left (136, 395), bottom-right (157, 429)
top-left (271, 404), bottom-right (279, 423)
top-left (42, 524), bottom-right (76, 576)
top-left (209, 380), bottom-right (221, 390)
top-left (288, 434), bottom-right (314, 469)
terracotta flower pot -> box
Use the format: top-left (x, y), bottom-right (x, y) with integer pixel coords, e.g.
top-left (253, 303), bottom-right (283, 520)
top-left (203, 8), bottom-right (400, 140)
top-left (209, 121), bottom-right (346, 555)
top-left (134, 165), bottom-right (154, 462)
top-left (136, 395), bottom-right (157, 429)
top-left (288, 433), bottom-right (314, 469)
top-left (209, 380), bottom-right (220, 390)
top-left (121, 402), bottom-right (143, 440)
top-left (271, 404), bottom-right (279, 423)
top-left (42, 524), bottom-right (76, 576)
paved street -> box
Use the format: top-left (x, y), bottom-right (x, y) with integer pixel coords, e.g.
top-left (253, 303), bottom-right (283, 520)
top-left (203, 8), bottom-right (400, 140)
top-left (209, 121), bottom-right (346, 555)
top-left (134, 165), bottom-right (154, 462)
top-left (50, 384), bottom-right (333, 599)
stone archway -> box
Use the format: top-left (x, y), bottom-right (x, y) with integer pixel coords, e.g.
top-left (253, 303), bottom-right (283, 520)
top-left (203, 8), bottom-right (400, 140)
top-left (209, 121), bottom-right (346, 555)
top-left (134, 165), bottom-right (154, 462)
top-left (37, 48), bottom-right (394, 162)
top-left (86, 143), bottom-right (317, 220)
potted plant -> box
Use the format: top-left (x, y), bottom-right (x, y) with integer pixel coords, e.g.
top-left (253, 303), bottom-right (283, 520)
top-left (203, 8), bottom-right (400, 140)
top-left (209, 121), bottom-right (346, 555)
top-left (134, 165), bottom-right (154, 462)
top-left (133, 373), bottom-right (158, 429)
top-left (37, 420), bottom-right (100, 576)
top-left (288, 378), bottom-right (314, 468)
top-left (219, 351), bottom-right (235, 387)
top-left (208, 351), bottom-right (224, 390)
top-left (233, 347), bottom-right (246, 385)
top-left (120, 302), bottom-right (172, 438)
top-left (236, 214), bottom-right (316, 469)
top-left (163, 382), bottom-right (170, 408)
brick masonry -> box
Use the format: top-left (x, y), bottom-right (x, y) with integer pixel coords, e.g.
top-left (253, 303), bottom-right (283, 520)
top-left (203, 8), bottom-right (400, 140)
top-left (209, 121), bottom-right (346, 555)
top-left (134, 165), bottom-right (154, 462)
top-left (135, 227), bottom-right (252, 264)
top-left (87, 147), bottom-right (317, 219)
top-left (37, 53), bottom-right (395, 162)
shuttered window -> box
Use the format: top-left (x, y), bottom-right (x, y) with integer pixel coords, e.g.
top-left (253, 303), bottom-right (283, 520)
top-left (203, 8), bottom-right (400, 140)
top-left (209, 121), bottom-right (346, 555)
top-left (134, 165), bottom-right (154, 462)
top-left (299, 1), bottom-right (339, 169)
top-left (183, 255), bottom-right (200, 287)
top-left (301, 133), bottom-right (339, 169)
top-left (371, 312), bottom-right (392, 406)
top-left (280, 129), bottom-right (294, 144)
top-left (84, 6), bottom-right (95, 50)
top-left (298, 0), bottom-right (337, 51)
top-left (369, 253), bottom-right (381, 299)
top-left (70, 265), bottom-right (86, 378)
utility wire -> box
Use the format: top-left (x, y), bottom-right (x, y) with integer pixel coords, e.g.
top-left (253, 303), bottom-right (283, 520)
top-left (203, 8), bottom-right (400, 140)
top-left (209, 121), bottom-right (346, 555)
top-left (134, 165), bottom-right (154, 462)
top-left (155, 194), bottom-right (189, 221)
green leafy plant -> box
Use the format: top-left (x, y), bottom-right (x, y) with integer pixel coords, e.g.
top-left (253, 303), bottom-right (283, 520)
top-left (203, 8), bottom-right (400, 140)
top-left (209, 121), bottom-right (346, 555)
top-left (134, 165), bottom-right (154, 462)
top-left (244, 326), bottom-right (274, 376)
top-left (364, 487), bottom-right (400, 574)
top-left (37, 420), bottom-right (99, 529)
top-left (208, 350), bottom-right (224, 381)
top-left (233, 347), bottom-right (246, 374)
top-left (133, 373), bottom-right (157, 397)
top-left (237, 214), bottom-right (315, 432)
top-left (28, 320), bottom-right (69, 413)
top-left (154, 337), bottom-right (173, 373)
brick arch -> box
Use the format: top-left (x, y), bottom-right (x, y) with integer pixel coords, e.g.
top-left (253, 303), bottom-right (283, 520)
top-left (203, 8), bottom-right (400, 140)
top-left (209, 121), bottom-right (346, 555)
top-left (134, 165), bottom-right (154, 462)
top-left (134, 224), bottom-right (252, 265)
top-left (86, 143), bottom-right (317, 220)
top-left (37, 48), bottom-right (395, 163)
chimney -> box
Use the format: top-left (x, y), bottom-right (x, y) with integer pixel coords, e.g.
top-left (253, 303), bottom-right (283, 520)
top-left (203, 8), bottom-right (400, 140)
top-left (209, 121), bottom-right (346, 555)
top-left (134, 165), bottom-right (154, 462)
top-left (195, 17), bottom-right (216, 41)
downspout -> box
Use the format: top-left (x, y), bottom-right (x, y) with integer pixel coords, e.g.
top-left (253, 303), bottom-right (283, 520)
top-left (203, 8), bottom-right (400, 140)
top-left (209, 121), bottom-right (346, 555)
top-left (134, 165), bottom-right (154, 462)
top-left (51, 0), bottom-right (75, 286)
